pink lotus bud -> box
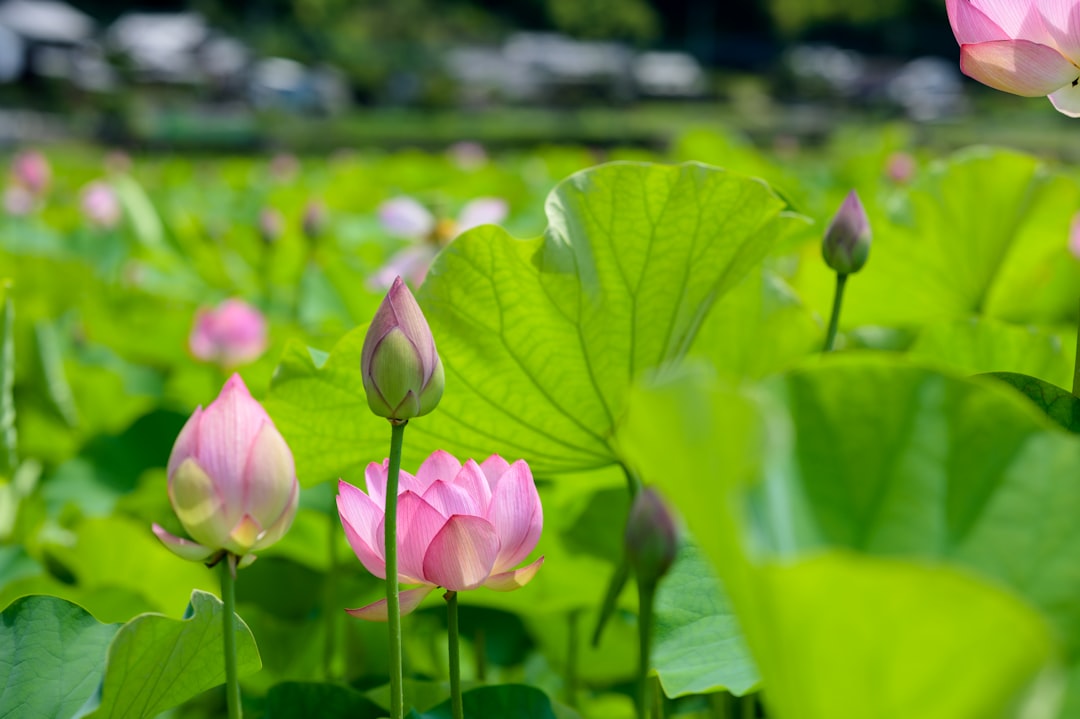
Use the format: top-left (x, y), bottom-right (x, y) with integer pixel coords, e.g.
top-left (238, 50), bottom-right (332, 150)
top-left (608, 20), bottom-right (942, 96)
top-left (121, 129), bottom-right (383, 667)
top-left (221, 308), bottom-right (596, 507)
top-left (258, 207), bottom-right (284, 245)
top-left (80, 181), bottom-right (122, 229)
top-left (361, 277), bottom-right (444, 422)
top-left (153, 374), bottom-right (299, 563)
top-left (885, 152), bottom-right (916, 185)
top-left (11, 150), bottom-right (50, 196)
top-left (337, 450), bottom-right (544, 620)
top-left (947, 0), bottom-right (1080, 116)
top-left (189, 299), bottom-right (268, 368)
top-left (625, 487), bottom-right (678, 587)
top-left (822, 190), bottom-right (871, 275)
top-left (302, 199), bottom-right (327, 241)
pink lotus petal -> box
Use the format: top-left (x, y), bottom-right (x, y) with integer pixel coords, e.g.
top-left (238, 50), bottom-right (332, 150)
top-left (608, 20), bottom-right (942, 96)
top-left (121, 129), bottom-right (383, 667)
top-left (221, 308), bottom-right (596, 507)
top-left (452, 460), bottom-right (492, 512)
top-left (80, 181), bottom-right (121, 229)
top-left (397, 490), bottom-right (449, 583)
top-left (193, 375), bottom-right (271, 507)
top-left (421, 479), bottom-right (483, 518)
top-left (338, 480), bottom-right (386, 566)
top-left (964, 0), bottom-right (1046, 41)
top-left (379, 197), bottom-right (436, 239)
top-left (484, 555), bottom-right (544, 592)
top-left (415, 450), bottom-right (463, 490)
top-left (1037, 0), bottom-right (1080, 59)
top-left (960, 39), bottom-right (1077, 96)
top-left (167, 406), bottom-right (203, 479)
top-left (1049, 80), bottom-right (1080, 115)
top-left (152, 523), bottom-right (215, 562)
top-left (345, 586), bottom-right (435, 621)
top-left (254, 483), bottom-right (299, 551)
top-left (486, 460), bottom-right (543, 572)
top-left (948, 0), bottom-right (1010, 43)
top-left (456, 198), bottom-right (508, 234)
top-left (365, 460), bottom-right (422, 507)
top-left (479, 455), bottom-right (511, 489)
top-left (242, 422), bottom-right (297, 524)
top-left (422, 515), bottom-right (499, 591)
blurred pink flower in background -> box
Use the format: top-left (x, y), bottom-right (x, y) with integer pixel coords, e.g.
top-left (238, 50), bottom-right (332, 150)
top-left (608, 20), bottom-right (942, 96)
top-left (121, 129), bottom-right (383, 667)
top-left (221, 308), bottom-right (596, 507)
top-left (447, 141), bottom-right (488, 170)
top-left (885, 151), bottom-right (916, 184)
top-left (153, 374), bottom-right (299, 563)
top-left (3, 186), bottom-right (33, 216)
top-left (946, 0), bottom-right (1080, 116)
top-left (302, 199), bottom-right (327, 241)
top-left (269, 152), bottom-right (300, 182)
top-left (80, 181), bottom-right (122, 229)
top-left (104, 150), bottom-right (132, 174)
top-left (1069, 212), bottom-right (1080, 259)
top-left (258, 207), bottom-right (284, 245)
top-left (337, 450), bottom-right (544, 620)
top-left (371, 195), bottom-right (508, 289)
top-left (11, 149), bottom-right (50, 196)
top-left (189, 299), bottom-right (268, 367)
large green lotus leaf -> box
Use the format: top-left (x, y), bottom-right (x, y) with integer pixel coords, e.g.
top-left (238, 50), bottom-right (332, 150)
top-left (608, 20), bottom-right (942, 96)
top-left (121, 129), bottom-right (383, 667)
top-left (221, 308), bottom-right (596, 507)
top-left (266, 162), bottom-right (796, 480)
top-left (652, 540), bottom-right (759, 698)
top-left (0, 595), bottom-right (120, 719)
top-left (832, 148), bottom-right (1080, 328)
top-left (263, 682), bottom-right (386, 719)
top-left (78, 590), bottom-right (260, 719)
top-left (985, 372), bottom-right (1080, 434)
top-left (908, 318), bottom-right (1072, 390)
top-left (618, 358), bottom-right (1068, 718)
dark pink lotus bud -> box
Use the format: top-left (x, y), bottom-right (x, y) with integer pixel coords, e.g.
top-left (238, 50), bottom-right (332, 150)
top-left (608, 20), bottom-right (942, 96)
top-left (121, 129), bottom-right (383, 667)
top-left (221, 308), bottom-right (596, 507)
top-left (361, 277), bottom-right (443, 421)
top-left (625, 487), bottom-right (678, 587)
top-left (153, 374), bottom-right (299, 562)
top-left (822, 190), bottom-right (871, 275)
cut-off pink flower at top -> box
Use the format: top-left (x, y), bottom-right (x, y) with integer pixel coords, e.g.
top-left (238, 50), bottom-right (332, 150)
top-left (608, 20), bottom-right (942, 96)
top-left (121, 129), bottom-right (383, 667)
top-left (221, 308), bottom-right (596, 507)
top-left (947, 0), bottom-right (1080, 116)
top-left (337, 450), bottom-right (544, 620)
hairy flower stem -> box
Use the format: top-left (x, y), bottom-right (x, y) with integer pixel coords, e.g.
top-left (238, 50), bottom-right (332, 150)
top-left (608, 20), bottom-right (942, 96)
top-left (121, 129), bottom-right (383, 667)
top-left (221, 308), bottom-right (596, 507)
top-left (221, 554), bottom-right (242, 719)
top-left (1073, 298), bottom-right (1080, 396)
top-left (823, 273), bottom-right (848, 353)
top-left (444, 590), bottom-right (463, 719)
top-left (385, 420), bottom-right (408, 719)
top-left (635, 579), bottom-right (657, 719)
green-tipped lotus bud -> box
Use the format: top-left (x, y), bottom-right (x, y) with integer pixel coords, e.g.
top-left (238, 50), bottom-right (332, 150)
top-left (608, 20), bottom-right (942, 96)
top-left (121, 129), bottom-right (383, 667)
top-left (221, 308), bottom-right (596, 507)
top-left (625, 487), bottom-right (678, 588)
top-left (361, 276), bottom-right (444, 422)
top-left (822, 190), bottom-right (871, 275)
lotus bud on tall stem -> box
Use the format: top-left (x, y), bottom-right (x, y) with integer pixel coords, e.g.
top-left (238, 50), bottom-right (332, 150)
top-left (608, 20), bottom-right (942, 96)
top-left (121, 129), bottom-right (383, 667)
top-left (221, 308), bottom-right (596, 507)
top-left (821, 190), bottom-right (871, 352)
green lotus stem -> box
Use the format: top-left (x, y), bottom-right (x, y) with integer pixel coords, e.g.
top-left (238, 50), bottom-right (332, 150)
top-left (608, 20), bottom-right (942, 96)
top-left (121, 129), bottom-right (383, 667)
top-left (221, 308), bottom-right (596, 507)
top-left (385, 420), bottom-right (408, 719)
top-left (741, 693), bottom-right (756, 719)
top-left (444, 590), bottom-right (463, 719)
top-left (221, 554), bottom-right (242, 719)
top-left (635, 579), bottom-right (657, 719)
top-left (823, 273), bottom-right (848, 353)
top-left (1073, 298), bottom-right (1080, 396)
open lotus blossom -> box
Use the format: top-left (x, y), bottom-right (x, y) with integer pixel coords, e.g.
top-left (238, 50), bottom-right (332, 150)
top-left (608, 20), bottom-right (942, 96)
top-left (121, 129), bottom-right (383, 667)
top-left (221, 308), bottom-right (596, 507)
top-left (81, 180), bottom-right (122, 229)
top-left (337, 451), bottom-right (544, 620)
top-left (189, 298), bottom-right (268, 367)
top-left (370, 195), bottom-right (508, 289)
top-left (153, 374), bottom-right (299, 564)
top-left (947, 0), bottom-right (1080, 116)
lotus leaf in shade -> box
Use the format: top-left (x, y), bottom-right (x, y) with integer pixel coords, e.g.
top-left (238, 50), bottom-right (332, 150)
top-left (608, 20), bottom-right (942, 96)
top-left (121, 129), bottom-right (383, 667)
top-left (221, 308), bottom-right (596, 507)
top-left (189, 298), bottom-right (268, 368)
top-left (153, 374), bottom-right (299, 564)
top-left (337, 450), bottom-right (544, 620)
top-left (361, 276), bottom-right (444, 422)
top-left (947, 0), bottom-right (1080, 116)
top-left (822, 190), bottom-right (871, 275)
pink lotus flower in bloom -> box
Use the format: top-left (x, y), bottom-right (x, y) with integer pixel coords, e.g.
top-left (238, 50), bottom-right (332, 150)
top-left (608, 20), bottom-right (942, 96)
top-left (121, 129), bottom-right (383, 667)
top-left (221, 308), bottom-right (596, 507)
top-left (947, 0), bottom-right (1080, 116)
top-left (153, 374), bottom-right (299, 563)
top-left (189, 299), bottom-right (268, 367)
top-left (11, 150), bottom-right (50, 195)
top-left (337, 451), bottom-right (544, 620)
top-left (370, 196), bottom-right (508, 289)
top-left (81, 181), bottom-right (122, 228)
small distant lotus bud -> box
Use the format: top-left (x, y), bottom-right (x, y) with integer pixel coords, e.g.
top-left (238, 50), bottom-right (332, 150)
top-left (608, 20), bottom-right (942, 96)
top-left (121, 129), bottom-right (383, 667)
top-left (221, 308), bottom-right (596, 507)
top-left (152, 374), bottom-right (299, 563)
top-left (302, 200), bottom-right (327, 241)
top-left (80, 181), bottom-right (122, 229)
top-left (11, 150), bottom-right (50, 196)
top-left (269, 152), bottom-right (300, 182)
top-left (258, 207), bottom-right (284, 245)
top-left (625, 487), bottom-right (678, 587)
top-left (190, 298), bottom-right (268, 367)
top-left (822, 190), bottom-right (871, 275)
top-left (361, 276), bottom-right (444, 422)
top-left (885, 152), bottom-right (916, 185)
